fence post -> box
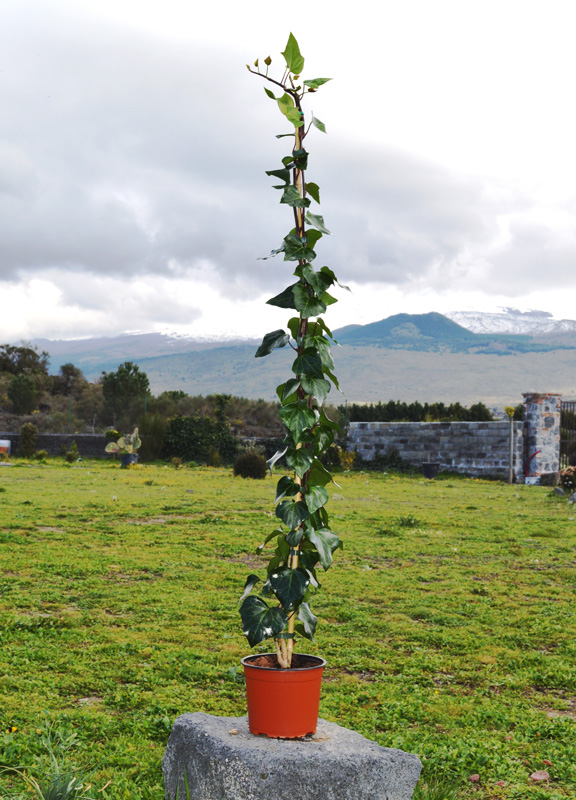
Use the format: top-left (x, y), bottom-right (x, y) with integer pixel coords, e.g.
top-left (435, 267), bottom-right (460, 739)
top-left (522, 393), bottom-right (562, 483)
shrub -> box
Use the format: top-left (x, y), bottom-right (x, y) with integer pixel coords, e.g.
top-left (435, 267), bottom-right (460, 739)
top-left (63, 441), bottom-right (80, 463)
top-left (34, 450), bottom-right (49, 461)
top-left (18, 422), bottom-right (38, 457)
top-left (559, 465), bottom-right (576, 493)
top-left (138, 414), bottom-right (167, 462)
top-left (234, 452), bottom-right (267, 479)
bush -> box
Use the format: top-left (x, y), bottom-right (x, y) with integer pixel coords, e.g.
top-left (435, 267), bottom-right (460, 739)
top-left (34, 450), bottom-right (49, 461)
top-left (18, 422), bottom-right (38, 457)
top-left (63, 440), bottom-right (80, 463)
top-left (164, 415), bottom-right (237, 465)
top-left (559, 465), bottom-right (576, 493)
top-left (234, 452), bottom-right (267, 479)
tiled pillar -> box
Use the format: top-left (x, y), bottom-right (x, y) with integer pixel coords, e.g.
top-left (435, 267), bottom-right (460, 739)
top-left (523, 393), bottom-right (562, 482)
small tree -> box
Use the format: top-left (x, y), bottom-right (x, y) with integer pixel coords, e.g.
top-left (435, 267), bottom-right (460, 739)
top-left (8, 374), bottom-right (36, 414)
top-left (18, 422), bottom-right (38, 457)
top-left (101, 361), bottom-right (149, 428)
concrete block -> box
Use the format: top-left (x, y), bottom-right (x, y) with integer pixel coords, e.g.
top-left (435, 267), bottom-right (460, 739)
top-left (163, 712), bottom-right (422, 800)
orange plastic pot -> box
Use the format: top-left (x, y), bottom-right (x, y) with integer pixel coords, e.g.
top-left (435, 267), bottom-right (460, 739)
top-left (241, 654), bottom-right (326, 738)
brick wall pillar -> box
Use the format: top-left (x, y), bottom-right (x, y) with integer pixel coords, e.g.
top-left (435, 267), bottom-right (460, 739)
top-left (523, 393), bottom-right (562, 482)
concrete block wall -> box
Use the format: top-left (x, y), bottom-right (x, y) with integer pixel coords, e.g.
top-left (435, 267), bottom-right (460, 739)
top-left (348, 420), bottom-right (525, 480)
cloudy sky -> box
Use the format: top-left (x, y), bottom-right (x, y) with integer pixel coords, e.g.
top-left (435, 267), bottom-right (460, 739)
top-left (2, 0), bottom-right (576, 342)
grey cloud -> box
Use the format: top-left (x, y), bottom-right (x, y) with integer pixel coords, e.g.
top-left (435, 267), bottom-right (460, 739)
top-left (1, 1), bottom-right (564, 316)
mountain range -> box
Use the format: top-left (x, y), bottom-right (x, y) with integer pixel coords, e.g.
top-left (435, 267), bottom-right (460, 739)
top-left (25, 309), bottom-right (576, 406)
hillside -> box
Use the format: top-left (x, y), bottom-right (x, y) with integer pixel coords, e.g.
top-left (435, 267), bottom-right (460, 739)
top-left (24, 312), bottom-right (576, 406)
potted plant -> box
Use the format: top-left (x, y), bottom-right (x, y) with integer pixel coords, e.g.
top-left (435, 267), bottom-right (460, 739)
top-left (240, 34), bottom-right (344, 738)
top-left (104, 427), bottom-right (141, 467)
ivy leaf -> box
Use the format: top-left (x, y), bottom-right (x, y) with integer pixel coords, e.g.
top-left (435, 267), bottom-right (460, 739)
top-left (306, 182), bottom-right (320, 204)
top-left (303, 77), bottom-right (331, 90)
top-left (307, 458), bottom-right (333, 488)
top-left (240, 596), bottom-right (287, 646)
top-left (313, 423), bottom-right (335, 454)
top-left (311, 115), bottom-right (326, 133)
top-left (291, 149), bottom-right (309, 170)
top-left (279, 401), bottom-right (317, 440)
top-left (283, 232), bottom-right (316, 262)
top-left (275, 476), bottom-right (299, 503)
top-left (281, 33), bottom-right (305, 75)
top-left (264, 87), bottom-right (277, 100)
top-left (276, 133), bottom-right (295, 139)
top-left (287, 317), bottom-right (301, 340)
top-left (304, 229), bottom-right (323, 250)
top-left (296, 602), bottom-right (318, 641)
top-left (255, 330), bottom-right (290, 358)
top-left (306, 485), bottom-right (329, 514)
top-left (321, 291), bottom-right (337, 307)
top-left (266, 167), bottom-right (290, 184)
top-left (239, 573), bottom-right (261, 604)
top-left (267, 284), bottom-right (297, 309)
top-left (275, 498), bottom-right (309, 529)
top-left (256, 529), bottom-right (283, 554)
top-left (300, 375), bottom-right (331, 404)
top-left (299, 264), bottom-right (334, 296)
top-left (269, 567), bottom-right (309, 610)
top-left (293, 284), bottom-right (326, 318)
top-left (279, 378), bottom-right (300, 402)
top-left (286, 447), bottom-right (314, 478)
top-left (305, 212), bottom-right (331, 235)
top-left (292, 347), bottom-right (324, 378)
top-left (286, 528), bottom-right (304, 546)
top-left (280, 185), bottom-right (310, 208)
top-left (306, 527), bottom-right (340, 570)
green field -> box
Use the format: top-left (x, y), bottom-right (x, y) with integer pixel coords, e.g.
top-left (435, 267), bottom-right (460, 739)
top-left (1, 461), bottom-right (575, 799)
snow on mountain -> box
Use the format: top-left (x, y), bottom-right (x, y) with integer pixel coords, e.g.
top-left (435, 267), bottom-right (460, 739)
top-left (445, 309), bottom-right (576, 337)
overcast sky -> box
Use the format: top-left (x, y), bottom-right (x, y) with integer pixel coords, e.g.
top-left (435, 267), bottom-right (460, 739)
top-left (2, 0), bottom-right (576, 342)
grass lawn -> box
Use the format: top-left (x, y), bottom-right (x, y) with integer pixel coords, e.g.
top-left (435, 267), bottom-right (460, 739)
top-left (1, 460), bottom-right (575, 799)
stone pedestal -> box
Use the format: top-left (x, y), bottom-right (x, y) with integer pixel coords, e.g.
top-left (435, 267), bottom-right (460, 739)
top-left (163, 712), bottom-right (422, 800)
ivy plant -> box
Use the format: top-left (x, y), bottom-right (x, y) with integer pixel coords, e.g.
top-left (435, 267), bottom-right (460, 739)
top-left (240, 34), bottom-right (345, 668)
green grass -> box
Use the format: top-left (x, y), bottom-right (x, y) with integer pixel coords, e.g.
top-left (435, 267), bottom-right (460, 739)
top-left (1, 460), bottom-right (575, 799)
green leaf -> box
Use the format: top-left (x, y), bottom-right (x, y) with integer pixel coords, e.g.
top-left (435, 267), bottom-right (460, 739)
top-left (286, 447), bottom-right (314, 478)
top-left (304, 229), bottom-right (323, 251)
top-left (267, 284), bottom-right (297, 309)
top-left (303, 77), bottom-right (331, 89)
top-left (313, 423), bottom-right (335, 454)
top-left (299, 264), bottom-right (334, 296)
top-left (275, 476), bottom-right (299, 503)
top-left (239, 573), bottom-right (261, 604)
top-left (287, 317), bottom-right (301, 339)
top-left (297, 602), bottom-right (318, 641)
top-left (311, 115), bottom-right (326, 133)
top-left (324, 367), bottom-right (340, 391)
top-left (306, 527), bottom-right (340, 570)
top-left (255, 329), bottom-right (290, 358)
top-left (278, 401), bottom-right (317, 440)
top-left (256, 529), bottom-right (283, 554)
top-left (300, 375), bottom-right (331, 404)
top-left (281, 378), bottom-right (301, 402)
top-left (265, 167), bottom-right (290, 184)
top-left (306, 182), bottom-right (320, 204)
top-left (281, 33), bottom-right (305, 76)
top-left (275, 498), bottom-right (309, 529)
top-left (321, 291), bottom-right (337, 307)
top-left (306, 485), bottom-right (329, 514)
top-left (292, 347), bottom-right (324, 378)
top-left (264, 87), bottom-right (277, 100)
top-left (293, 284), bottom-right (326, 318)
top-left (286, 528), bottom-right (304, 546)
top-left (240, 596), bottom-right (287, 646)
top-left (283, 232), bottom-right (316, 262)
top-left (305, 212), bottom-right (331, 235)
top-left (292, 149), bottom-right (309, 170)
top-left (280, 184), bottom-right (310, 208)
top-left (269, 567), bottom-right (309, 610)
top-left (307, 458), bottom-right (333, 488)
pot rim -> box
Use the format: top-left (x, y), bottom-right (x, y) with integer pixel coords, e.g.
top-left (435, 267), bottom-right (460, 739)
top-left (241, 653), bottom-right (326, 672)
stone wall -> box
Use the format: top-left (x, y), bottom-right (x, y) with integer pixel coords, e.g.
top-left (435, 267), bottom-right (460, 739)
top-left (0, 432), bottom-right (109, 458)
top-left (523, 393), bottom-right (562, 479)
top-left (348, 420), bottom-right (525, 481)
